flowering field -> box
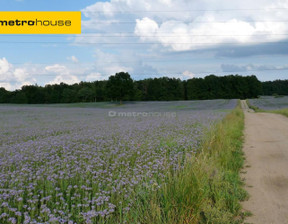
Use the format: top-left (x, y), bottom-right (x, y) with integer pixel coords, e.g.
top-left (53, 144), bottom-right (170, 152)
top-left (0, 100), bottom-right (237, 224)
top-left (249, 96), bottom-right (288, 110)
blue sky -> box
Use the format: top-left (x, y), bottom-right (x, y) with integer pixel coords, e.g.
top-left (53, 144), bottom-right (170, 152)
top-left (1, 0), bottom-right (288, 90)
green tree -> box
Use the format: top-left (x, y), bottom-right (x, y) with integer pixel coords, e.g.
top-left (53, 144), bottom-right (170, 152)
top-left (21, 85), bottom-right (45, 104)
top-left (62, 88), bottom-right (77, 103)
top-left (77, 87), bottom-right (94, 102)
top-left (186, 78), bottom-right (209, 100)
top-left (92, 80), bottom-right (108, 102)
top-left (0, 87), bottom-right (9, 103)
top-left (9, 90), bottom-right (28, 103)
top-left (107, 72), bottom-right (134, 103)
top-left (246, 75), bottom-right (262, 98)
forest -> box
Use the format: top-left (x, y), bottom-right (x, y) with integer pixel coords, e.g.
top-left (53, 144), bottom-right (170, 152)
top-left (0, 73), bottom-right (285, 104)
top-left (262, 80), bottom-right (288, 96)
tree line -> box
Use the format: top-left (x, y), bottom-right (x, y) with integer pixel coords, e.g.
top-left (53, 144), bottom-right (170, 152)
top-left (262, 80), bottom-right (288, 96)
top-left (0, 73), bottom-right (266, 104)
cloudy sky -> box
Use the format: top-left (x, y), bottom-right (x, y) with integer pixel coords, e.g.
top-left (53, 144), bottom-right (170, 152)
top-left (1, 0), bottom-right (288, 90)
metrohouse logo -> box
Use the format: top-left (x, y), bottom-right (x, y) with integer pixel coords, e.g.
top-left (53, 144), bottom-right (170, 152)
top-left (0, 19), bottom-right (72, 27)
top-left (0, 12), bottom-right (81, 34)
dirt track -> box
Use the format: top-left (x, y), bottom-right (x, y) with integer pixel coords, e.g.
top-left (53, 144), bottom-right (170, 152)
top-left (241, 100), bottom-right (288, 224)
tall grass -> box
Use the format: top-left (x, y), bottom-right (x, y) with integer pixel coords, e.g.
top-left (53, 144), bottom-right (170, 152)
top-left (247, 99), bottom-right (288, 117)
top-left (129, 104), bottom-right (247, 223)
top-left (271, 108), bottom-right (288, 118)
top-left (246, 100), bottom-right (263, 112)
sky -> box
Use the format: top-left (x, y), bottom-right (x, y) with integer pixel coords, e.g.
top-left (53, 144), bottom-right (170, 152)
top-left (1, 0), bottom-right (288, 90)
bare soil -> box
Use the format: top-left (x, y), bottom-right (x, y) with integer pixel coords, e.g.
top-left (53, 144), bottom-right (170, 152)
top-left (241, 100), bottom-right (288, 224)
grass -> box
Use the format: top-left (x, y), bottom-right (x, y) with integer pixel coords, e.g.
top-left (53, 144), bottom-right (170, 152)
top-left (270, 108), bottom-right (288, 118)
top-left (246, 99), bottom-right (288, 118)
top-left (129, 102), bottom-right (248, 223)
top-left (245, 100), bottom-right (263, 112)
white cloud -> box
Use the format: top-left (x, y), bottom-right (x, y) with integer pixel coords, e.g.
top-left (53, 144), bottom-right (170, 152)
top-left (67, 56), bottom-right (79, 63)
top-left (0, 58), bottom-right (36, 90)
top-left (0, 58), bottom-right (11, 76)
top-left (135, 17), bottom-right (159, 40)
top-left (45, 64), bottom-right (80, 85)
top-left (45, 64), bottom-right (69, 75)
top-left (49, 74), bottom-right (79, 85)
top-left (0, 56), bottom-right (112, 90)
top-left (93, 49), bottom-right (132, 75)
top-left (14, 68), bottom-right (30, 83)
top-left (86, 72), bottom-right (108, 81)
top-left (81, 0), bottom-right (288, 51)
top-left (182, 70), bottom-right (195, 79)
top-left (135, 17), bottom-right (287, 51)
top-left (221, 63), bottom-right (288, 72)
top-left (0, 82), bottom-right (12, 90)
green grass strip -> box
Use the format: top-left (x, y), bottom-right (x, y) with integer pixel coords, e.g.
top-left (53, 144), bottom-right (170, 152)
top-left (246, 99), bottom-right (288, 117)
top-left (130, 103), bottom-right (247, 224)
top-left (270, 108), bottom-right (288, 118)
top-left (245, 100), bottom-right (264, 112)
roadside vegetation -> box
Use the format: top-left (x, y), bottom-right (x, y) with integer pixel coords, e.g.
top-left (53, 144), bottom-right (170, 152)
top-left (132, 103), bottom-right (248, 223)
top-left (246, 99), bottom-right (263, 112)
top-left (247, 97), bottom-right (288, 117)
top-left (269, 109), bottom-right (288, 118)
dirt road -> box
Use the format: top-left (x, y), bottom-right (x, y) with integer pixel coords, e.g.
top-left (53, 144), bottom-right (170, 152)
top-left (241, 100), bottom-right (288, 224)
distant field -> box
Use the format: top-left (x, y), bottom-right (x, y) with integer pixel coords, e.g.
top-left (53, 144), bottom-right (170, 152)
top-left (1, 99), bottom-right (235, 110)
top-left (248, 96), bottom-right (288, 110)
top-left (0, 100), bottom-right (237, 223)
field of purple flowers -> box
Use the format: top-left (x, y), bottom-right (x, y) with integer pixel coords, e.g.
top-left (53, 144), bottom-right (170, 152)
top-left (248, 96), bottom-right (288, 110)
top-left (0, 100), bottom-right (237, 224)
